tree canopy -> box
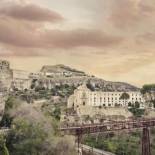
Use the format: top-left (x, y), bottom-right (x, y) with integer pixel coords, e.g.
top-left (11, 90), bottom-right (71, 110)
top-left (141, 84), bottom-right (155, 94)
top-left (120, 92), bottom-right (130, 100)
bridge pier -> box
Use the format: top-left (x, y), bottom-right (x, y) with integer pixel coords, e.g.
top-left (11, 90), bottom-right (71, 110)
top-left (142, 127), bottom-right (151, 155)
top-left (61, 118), bottom-right (155, 155)
top-left (76, 131), bottom-right (83, 155)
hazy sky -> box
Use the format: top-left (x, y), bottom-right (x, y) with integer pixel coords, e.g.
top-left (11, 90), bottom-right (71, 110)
top-left (0, 0), bottom-right (155, 86)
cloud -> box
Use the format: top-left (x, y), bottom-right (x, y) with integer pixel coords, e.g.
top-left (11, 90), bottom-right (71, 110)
top-left (44, 29), bottom-right (122, 48)
top-left (0, 2), bottom-right (63, 22)
top-left (106, 0), bottom-right (155, 29)
top-left (0, 0), bottom-right (154, 59)
top-left (0, 17), bottom-right (123, 56)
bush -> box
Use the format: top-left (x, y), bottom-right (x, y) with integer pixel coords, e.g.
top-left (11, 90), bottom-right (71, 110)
top-left (141, 84), bottom-right (155, 94)
top-left (52, 107), bottom-right (61, 120)
top-left (4, 103), bottom-right (77, 155)
top-left (0, 135), bottom-right (9, 155)
top-left (129, 108), bottom-right (145, 117)
top-left (0, 97), bottom-right (20, 127)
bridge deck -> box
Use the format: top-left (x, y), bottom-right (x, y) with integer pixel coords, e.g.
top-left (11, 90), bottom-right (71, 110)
top-left (60, 118), bottom-right (155, 135)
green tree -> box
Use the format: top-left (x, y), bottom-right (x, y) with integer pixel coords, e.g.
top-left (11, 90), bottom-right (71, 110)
top-left (6, 118), bottom-right (48, 155)
top-left (86, 80), bottom-right (95, 91)
top-left (0, 97), bottom-right (20, 127)
top-left (120, 92), bottom-right (130, 100)
top-left (141, 84), bottom-right (155, 94)
top-left (52, 107), bottom-right (61, 120)
top-left (0, 135), bottom-right (9, 155)
top-left (135, 102), bottom-right (140, 108)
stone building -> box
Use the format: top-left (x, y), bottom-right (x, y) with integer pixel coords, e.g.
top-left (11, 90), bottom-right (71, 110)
top-left (29, 72), bottom-right (43, 79)
top-left (11, 70), bottom-right (31, 90)
top-left (0, 60), bottom-right (10, 70)
top-left (67, 84), bottom-right (145, 110)
top-left (40, 64), bottom-right (86, 78)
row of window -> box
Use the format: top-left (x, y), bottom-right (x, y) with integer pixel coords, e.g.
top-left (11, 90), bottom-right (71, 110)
top-left (91, 97), bottom-right (142, 102)
top-left (93, 103), bottom-right (127, 107)
top-left (89, 93), bottom-right (141, 96)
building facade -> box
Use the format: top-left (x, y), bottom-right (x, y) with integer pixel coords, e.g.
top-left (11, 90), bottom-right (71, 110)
top-left (68, 84), bottom-right (145, 109)
top-left (11, 70), bottom-right (31, 90)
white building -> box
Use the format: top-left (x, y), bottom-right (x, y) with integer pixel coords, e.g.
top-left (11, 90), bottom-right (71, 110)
top-left (68, 84), bottom-right (145, 109)
top-left (11, 70), bottom-right (31, 90)
top-left (29, 72), bottom-right (43, 79)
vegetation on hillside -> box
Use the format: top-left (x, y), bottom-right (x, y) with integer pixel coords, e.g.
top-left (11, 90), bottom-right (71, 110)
top-left (141, 84), bottom-right (155, 94)
top-left (0, 97), bottom-right (77, 155)
top-left (128, 102), bottom-right (145, 117)
top-left (32, 83), bottom-right (76, 98)
top-left (0, 135), bottom-right (9, 155)
top-left (84, 128), bottom-right (155, 155)
top-left (84, 131), bottom-right (141, 155)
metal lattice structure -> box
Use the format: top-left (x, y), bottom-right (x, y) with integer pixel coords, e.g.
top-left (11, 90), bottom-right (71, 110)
top-left (60, 118), bottom-right (155, 155)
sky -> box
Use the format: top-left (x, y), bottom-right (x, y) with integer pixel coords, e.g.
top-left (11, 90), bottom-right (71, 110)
top-left (0, 0), bottom-right (155, 86)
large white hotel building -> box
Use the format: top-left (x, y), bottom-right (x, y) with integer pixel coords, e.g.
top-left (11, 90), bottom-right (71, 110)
top-left (67, 84), bottom-right (145, 109)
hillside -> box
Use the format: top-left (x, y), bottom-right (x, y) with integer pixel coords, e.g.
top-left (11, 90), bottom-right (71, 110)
top-left (41, 64), bottom-right (87, 77)
top-left (38, 65), bottom-right (139, 92)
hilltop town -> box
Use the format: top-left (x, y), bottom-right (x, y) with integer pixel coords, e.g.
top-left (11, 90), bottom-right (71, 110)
top-left (0, 60), bottom-right (139, 91)
top-left (1, 59), bottom-right (155, 155)
top-left (0, 59), bottom-right (155, 121)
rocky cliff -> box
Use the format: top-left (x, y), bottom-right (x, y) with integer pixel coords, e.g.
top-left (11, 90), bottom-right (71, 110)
top-left (0, 60), bottom-right (12, 90)
top-left (37, 65), bottom-right (139, 92)
top-left (0, 60), bottom-right (12, 121)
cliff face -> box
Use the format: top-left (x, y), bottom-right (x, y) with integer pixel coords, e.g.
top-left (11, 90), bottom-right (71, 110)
top-left (0, 60), bottom-right (12, 91)
top-left (0, 60), bottom-right (12, 121)
top-left (37, 65), bottom-right (139, 92)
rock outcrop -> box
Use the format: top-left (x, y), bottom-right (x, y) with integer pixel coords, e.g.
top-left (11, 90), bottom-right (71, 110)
top-left (36, 65), bottom-right (139, 92)
top-left (0, 60), bottom-right (12, 121)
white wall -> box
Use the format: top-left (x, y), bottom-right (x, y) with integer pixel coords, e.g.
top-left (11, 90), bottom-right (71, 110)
top-left (67, 84), bottom-right (145, 109)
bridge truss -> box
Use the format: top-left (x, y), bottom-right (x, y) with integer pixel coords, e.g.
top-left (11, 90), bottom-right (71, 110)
top-left (60, 118), bottom-right (155, 155)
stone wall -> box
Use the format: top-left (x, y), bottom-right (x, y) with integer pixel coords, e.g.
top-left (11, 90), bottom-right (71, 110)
top-left (76, 105), bottom-right (132, 118)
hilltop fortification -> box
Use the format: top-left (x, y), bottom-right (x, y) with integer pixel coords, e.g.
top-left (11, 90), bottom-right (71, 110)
top-left (36, 65), bottom-right (139, 92)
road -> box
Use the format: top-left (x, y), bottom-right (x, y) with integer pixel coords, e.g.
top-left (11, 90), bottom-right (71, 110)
top-left (81, 144), bottom-right (115, 155)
